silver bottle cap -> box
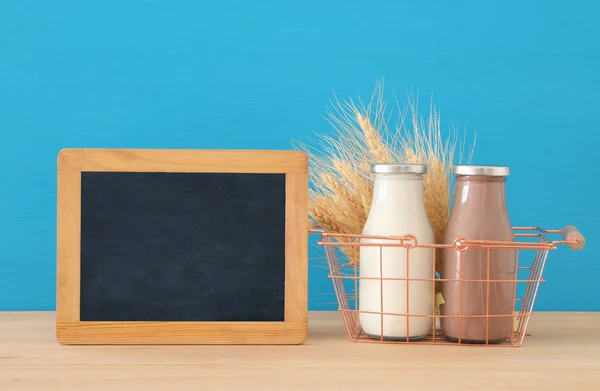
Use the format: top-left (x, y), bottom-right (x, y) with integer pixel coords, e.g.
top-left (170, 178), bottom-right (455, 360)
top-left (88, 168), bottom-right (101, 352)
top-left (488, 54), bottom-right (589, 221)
top-left (453, 165), bottom-right (510, 176)
top-left (371, 163), bottom-right (427, 174)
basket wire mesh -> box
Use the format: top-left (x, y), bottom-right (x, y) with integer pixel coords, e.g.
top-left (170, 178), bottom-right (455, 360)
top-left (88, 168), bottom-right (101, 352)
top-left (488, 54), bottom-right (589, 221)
top-left (314, 226), bottom-right (584, 347)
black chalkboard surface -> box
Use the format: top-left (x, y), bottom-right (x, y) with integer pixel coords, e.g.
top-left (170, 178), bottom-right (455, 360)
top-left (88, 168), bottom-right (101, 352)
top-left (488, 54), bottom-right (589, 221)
top-left (56, 149), bottom-right (308, 345)
top-left (80, 172), bottom-right (286, 322)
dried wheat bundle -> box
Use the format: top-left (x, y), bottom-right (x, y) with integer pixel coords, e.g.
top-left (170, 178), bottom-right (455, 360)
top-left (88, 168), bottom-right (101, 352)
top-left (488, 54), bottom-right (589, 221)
top-left (296, 80), bottom-right (475, 273)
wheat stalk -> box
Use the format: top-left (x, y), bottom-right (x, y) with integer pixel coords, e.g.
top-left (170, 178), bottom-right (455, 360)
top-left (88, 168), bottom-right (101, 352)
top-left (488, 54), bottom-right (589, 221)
top-left (294, 79), bottom-right (475, 284)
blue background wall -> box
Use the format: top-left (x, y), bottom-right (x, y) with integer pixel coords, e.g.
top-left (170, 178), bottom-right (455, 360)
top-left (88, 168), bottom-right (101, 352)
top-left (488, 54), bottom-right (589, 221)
top-left (1, 1), bottom-right (598, 311)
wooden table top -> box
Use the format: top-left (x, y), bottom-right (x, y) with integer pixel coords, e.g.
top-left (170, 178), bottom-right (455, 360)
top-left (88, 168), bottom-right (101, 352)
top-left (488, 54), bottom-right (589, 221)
top-left (1, 311), bottom-right (599, 390)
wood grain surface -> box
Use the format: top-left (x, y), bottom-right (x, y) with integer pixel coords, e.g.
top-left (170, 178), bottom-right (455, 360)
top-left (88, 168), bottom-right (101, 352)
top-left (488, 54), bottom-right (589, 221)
top-left (57, 149), bottom-right (309, 173)
top-left (1, 311), bottom-right (599, 390)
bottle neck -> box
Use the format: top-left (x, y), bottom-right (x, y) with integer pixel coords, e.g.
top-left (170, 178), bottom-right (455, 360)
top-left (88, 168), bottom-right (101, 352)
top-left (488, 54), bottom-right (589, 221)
top-left (452, 175), bottom-right (508, 215)
top-left (372, 173), bottom-right (425, 206)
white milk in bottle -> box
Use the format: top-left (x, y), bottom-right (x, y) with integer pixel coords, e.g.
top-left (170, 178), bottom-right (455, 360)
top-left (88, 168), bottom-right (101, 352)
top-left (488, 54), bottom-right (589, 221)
top-left (359, 164), bottom-right (435, 340)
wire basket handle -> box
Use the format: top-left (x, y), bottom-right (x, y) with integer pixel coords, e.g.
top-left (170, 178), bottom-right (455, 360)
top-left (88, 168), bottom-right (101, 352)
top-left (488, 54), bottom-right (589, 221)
top-left (309, 218), bottom-right (586, 250)
top-left (561, 225), bottom-right (585, 250)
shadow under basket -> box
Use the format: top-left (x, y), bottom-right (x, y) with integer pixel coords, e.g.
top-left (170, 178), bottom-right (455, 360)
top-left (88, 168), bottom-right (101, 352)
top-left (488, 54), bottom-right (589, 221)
top-left (312, 225), bottom-right (585, 347)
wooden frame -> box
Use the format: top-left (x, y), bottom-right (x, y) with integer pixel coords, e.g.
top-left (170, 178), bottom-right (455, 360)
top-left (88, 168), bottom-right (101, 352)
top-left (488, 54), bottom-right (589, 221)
top-left (57, 149), bottom-right (308, 345)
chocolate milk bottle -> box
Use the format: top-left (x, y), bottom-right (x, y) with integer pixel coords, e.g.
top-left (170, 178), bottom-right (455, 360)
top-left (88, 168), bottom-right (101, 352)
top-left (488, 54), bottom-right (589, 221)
top-left (441, 166), bottom-right (516, 343)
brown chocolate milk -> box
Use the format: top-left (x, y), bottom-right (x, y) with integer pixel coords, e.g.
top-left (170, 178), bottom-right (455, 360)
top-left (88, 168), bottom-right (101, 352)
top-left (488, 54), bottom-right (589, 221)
top-left (441, 166), bottom-right (516, 343)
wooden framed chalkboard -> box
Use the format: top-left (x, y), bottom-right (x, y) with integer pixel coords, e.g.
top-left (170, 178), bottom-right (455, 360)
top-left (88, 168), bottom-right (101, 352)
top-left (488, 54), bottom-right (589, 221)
top-left (56, 149), bottom-right (308, 345)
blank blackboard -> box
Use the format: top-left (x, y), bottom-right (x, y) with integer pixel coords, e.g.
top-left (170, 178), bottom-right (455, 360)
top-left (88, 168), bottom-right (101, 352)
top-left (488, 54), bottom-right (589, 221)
top-left (80, 172), bottom-right (286, 322)
top-left (56, 149), bottom-right (308, 345)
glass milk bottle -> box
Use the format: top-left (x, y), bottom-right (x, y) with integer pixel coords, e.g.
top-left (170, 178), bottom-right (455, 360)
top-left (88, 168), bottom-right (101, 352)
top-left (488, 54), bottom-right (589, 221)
top-left (359, 164), bottom-right (435, 340)
top-left (441, 165), bottom-right (516, 343)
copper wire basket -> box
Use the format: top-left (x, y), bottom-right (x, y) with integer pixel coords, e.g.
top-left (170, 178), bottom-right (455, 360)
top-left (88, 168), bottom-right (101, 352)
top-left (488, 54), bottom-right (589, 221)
top-left (314, 226), bottom-right (585, 347)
